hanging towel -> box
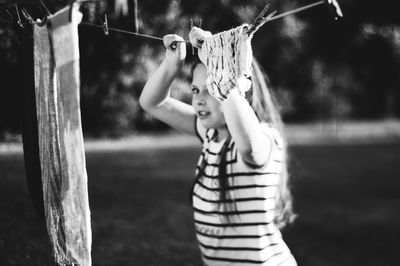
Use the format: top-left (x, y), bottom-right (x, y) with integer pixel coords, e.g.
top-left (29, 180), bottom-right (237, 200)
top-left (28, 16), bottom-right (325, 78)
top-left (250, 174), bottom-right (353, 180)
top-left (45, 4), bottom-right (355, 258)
top-left (191, 25), bottom-right (253, 102)
top-left (34, 5), bottom-right (92, 266)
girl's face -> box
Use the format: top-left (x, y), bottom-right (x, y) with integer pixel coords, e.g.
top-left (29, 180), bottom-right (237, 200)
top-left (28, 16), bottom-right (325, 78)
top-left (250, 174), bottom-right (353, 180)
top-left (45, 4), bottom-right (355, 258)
top-left (191, 64), bottom-right (227, 130)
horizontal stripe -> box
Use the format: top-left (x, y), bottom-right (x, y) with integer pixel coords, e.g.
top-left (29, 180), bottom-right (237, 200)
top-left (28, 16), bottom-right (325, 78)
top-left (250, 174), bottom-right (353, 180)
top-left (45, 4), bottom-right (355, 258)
top-left (196, 231), bottom-right (284, 252)
top-left (197, 167), bottom-right (280, 178)
top-left (199, 241), bottom-right (279, 251)
top-left (193, 207), bottom-right (275, 216)
top-left (194, 185), bottom-right (278, 201)
top-left (192, 192), bottom-right (274, 203)
top-left (204, 145), bottom-right (233, 156)
top-left (199, 153), bottom-right (237, 166)
top-left (202, 250), bottom-right (285, 264)
top-left (199, 169), bottom-right (281, 187)
top-left (195, 180), bottom-right (277, 191)
top-left (194, 210), bottom-right (275, 226)
top-left (195, 230), bottom-right (278, 239)
top-left (205, 157), bottom-right (237, 166)
top-left (195, 219), bottom-right (271, 227)
top-left (196, 221), bottom-right (277, 237)
top-left (192, 196), bottom-right (277, 217)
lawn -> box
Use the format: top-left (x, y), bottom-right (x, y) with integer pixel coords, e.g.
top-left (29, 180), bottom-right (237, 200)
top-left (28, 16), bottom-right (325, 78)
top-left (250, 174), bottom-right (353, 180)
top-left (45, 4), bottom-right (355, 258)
top-left (0, 139), bottom-right (399, 266)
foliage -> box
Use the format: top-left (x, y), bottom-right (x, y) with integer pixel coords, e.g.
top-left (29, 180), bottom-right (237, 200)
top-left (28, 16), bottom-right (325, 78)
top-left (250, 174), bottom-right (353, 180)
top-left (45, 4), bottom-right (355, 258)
top-left (0, 0), bottom-right (400, 137)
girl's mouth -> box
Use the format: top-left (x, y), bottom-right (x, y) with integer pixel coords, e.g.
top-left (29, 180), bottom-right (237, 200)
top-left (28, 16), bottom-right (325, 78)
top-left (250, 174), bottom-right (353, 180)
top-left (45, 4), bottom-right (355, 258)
top-left (197, 110), bottom-right (210, 118)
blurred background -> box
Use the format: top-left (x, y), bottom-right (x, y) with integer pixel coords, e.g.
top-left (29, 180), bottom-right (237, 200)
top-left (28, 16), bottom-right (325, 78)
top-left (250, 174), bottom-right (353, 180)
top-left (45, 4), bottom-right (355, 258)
top-left (0, 0), bottom-right (400, 137)
top-left (0, 0), bottom-right (400, 265)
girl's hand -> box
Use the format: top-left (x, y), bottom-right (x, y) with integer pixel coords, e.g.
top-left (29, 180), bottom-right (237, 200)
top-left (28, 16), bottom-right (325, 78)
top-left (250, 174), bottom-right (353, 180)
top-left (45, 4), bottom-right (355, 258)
top-left (189, 27), bottom-right (212, 49)
top-left (163, 34), bottom-right (186, 71)
top-left (189, 27), bottom-right (212, 63)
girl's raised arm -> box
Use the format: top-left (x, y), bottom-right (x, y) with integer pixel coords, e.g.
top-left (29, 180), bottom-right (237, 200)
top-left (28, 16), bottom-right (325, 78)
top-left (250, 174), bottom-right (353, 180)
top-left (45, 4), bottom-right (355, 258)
top-left (222, 88), bottom-right (272, 168)
top-left (190, 26), bottom-right (272, 166)
top-left (139, 34), bottom-right (196, 135)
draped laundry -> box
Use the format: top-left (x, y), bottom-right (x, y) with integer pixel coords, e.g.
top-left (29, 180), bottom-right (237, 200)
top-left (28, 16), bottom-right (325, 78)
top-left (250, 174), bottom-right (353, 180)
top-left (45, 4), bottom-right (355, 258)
top-left (33, 5), bottom-right (92, 266)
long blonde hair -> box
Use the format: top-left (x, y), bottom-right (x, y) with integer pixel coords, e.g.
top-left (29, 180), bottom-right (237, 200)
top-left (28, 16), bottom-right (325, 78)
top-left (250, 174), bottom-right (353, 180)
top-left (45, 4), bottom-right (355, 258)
top-left (249, 59), bottom-right (294, 228)
top-left (190, 59), bottom-right (295, 228)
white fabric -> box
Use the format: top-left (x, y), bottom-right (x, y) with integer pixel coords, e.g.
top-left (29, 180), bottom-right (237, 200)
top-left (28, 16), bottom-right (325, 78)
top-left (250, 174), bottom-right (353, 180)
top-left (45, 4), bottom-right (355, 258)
top-left (195, 25), bottom-right (253, 101)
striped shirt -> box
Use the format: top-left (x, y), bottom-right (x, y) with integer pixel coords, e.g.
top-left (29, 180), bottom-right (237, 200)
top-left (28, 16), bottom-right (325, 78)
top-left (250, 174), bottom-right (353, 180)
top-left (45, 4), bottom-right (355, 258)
top-left (192, 123), bottom-right (297, 266)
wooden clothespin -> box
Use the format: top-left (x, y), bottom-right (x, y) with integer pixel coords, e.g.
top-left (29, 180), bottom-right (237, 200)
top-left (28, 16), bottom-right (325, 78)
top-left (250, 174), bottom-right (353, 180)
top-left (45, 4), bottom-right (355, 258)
top-left (21, 8), bottom-right (35, 25)
top-left (14, 5), bottom-right (24, 28)
top-left (246, 2), bottom-right (277, 36)
top-left (133, 0), bottom-right (139, 34)
top-left (38, 0), bottom-right (52, 16)
top-left (255, 0), bottom-right (344, 25)
top-left (5, 9), bottom-right (14, 20)
top-left (325, 0), bottom-right (343, 20)
top-left (21, 8), bottom-right (47, 26)
top-left (103, 14), bottom-right (109, 35)
top-left (15, 4), bottom-right (24, 28)
top-left (190, 18), bottom-right (202, 55)
top-left (190, 18), bottom-right (194, 55)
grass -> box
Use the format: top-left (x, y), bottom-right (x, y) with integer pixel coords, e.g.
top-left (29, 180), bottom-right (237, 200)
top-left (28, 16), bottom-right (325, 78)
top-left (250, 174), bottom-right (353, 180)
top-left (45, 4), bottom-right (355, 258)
top-left (0, 140), bottom-right (400, 266)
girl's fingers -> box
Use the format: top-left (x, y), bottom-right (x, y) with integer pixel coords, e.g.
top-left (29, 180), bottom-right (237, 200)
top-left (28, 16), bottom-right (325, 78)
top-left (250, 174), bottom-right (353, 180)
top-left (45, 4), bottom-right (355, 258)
top-left (171, 41), bottom-right (177, 50)
top-left (189, 27), bottom-right (212, 49)
top-left (163, 34), bottom-right (184, 50)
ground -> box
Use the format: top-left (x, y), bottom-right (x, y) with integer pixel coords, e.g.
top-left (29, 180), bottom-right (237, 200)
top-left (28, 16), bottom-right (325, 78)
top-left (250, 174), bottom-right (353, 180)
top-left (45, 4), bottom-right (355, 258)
top-left (0, 121), bottom-right (400, 266)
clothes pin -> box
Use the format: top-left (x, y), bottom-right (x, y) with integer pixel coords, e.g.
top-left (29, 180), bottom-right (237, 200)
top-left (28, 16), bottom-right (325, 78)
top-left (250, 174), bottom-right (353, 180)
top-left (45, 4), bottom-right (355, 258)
top-left (260, 0), bottom-right (343, 25)
top-left (251, 2), bottom-right (271, 26)
top-left (190, 18), bottom-right (194, 55)
top-left (14, 5), bottom-right (24, 28)
top-left (246, 2), bottom-right (277, 35)
top-left (21, 8), bottom-right (35, 25)
top-left (103, 14), bottom-right (109, 36)
top-left (38, 0), bottom-right (52, 16)
top-left (324, 0), bottom-right (343, 20)
top-left (5, 9), bottom-right (14, 20)
top-left (133, 0), bottom-right (139, 33)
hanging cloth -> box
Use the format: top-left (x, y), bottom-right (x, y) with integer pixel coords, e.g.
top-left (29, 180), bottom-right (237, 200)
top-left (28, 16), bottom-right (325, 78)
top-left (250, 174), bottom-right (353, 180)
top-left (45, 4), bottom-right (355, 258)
top-left (33, 5), bottom-right (92, 266)
top-left (193, 25), bottom-right (253, 102)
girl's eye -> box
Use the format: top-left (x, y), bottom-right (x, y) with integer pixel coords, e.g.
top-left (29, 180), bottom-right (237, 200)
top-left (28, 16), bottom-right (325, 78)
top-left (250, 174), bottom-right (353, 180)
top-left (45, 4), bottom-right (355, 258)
top-left (191, 87), bottom-right (199, 94)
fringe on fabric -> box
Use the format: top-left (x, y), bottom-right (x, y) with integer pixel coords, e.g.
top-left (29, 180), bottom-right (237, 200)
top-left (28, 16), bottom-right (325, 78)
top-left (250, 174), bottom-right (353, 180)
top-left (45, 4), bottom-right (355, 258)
top-left (33, 5), bottom-right (92, 266)
top-left (197, 25), bottom-right (253, 102)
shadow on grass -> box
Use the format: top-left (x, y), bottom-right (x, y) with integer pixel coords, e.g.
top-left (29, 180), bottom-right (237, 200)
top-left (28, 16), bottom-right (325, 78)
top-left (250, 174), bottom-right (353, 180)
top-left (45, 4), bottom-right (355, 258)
top-left (0, 143), bottom-right (400, 266)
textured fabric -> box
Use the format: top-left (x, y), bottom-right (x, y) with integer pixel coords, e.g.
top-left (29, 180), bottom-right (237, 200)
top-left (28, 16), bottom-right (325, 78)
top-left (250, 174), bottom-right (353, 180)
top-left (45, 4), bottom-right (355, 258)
top-left (192, 124), bottom-right (296, 266)
top-left (198, 25), bottom-right (253, 102)
top-left (34, 6), bottom-right (91, 266)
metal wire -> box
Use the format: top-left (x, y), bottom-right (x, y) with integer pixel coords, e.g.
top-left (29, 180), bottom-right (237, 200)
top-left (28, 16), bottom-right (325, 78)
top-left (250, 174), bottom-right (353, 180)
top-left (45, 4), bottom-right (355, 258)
top-left (80, 21), bottom-right (190, 43)
top-left (266, 0), bottom-right (325, 23)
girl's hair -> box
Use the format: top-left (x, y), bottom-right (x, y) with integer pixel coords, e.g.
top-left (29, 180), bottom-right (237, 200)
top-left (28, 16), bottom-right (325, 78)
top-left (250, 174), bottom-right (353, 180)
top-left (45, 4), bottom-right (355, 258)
top-left (191, 59), bottom-right (294, 228)
top-left (249, 59), bottom-right (294, 228)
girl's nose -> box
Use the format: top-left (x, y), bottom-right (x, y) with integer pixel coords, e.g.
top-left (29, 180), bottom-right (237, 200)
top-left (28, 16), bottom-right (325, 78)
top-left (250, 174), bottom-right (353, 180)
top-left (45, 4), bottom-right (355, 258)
top-left (196, 98), bottom-right (205, 106)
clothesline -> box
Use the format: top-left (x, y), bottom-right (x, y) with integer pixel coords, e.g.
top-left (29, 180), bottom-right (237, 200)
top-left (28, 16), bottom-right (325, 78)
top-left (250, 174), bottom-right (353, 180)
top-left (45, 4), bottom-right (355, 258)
top-left (79, 22), bottom-right (190, 43)
top-left (0, 16), bottom-right (189, 42)
top-left (1, 0), bottom-right (342, 43)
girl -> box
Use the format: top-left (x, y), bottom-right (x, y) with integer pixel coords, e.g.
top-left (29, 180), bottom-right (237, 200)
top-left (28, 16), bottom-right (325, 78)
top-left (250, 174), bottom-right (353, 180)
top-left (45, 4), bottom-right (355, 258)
top-left (139, 27), bottom-right (297, 266)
